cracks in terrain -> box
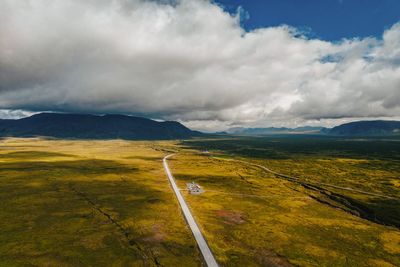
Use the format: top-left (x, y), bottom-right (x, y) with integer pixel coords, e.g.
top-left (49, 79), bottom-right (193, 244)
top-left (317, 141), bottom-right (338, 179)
top-left (256, 164), bottom-right (400, 229)
top-left (69, 185), bottom-right (163, 267)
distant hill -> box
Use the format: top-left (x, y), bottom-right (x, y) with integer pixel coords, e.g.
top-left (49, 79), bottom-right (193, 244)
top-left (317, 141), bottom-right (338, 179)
top-left (226, 126), bottom-right (325, 135)
top-left (329, 120), bottom-right (400, 136)
top-left (0, 113), bottom-right (201, 140)
top-left (223, 121), bottom-right (400, 136)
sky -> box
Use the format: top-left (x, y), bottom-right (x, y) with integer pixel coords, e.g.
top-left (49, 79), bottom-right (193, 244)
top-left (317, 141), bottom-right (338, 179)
top-left (215, 0), bottom-right (400, 40)
top-left (0, 0), bottom-right (400, 131)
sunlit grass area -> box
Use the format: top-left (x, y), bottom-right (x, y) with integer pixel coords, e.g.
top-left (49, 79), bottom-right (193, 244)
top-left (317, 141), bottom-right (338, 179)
top-left (0, 138), bottom-right (200, 266)
top-left (174, 136), bottom-right (400, 266)
top-left (183, 137), bottom-right (400, 227)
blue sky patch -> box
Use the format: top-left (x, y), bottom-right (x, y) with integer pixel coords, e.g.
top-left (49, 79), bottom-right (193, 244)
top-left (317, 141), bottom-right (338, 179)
top-left (214, 0), bottom-right (400, 41)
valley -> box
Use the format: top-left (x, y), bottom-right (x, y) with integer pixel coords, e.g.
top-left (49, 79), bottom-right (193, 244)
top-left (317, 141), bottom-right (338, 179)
top-left (0, 136), bottom-right (399, 266)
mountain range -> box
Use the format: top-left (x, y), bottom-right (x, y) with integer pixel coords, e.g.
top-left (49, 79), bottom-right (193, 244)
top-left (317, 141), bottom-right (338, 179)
top-left (0, 113), bottom-right (399, 140)
top-left (226, 126), bottom-right (325, 135)
top-left (0, 113), bottom-right (200, 140)
top-left (329, 120), bottom-right (400, 136)
top-left (225, 120), bottom-right (400, 136)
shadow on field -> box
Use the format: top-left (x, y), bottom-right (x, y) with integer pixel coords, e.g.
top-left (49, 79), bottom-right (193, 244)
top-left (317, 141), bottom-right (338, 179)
top-left (124, 155), bottom-right (163, 161)
top-left (181, 136), bottom-right (400, 160)
top-left (0, 156), bottom-right (190, 266)
top-left (0, 150), bottom-right (76, 159)
top-left (0, 158), bottom-right (138, 176)
top-left (365, 198), bottom-right (400, 228)
top-left (66, 179), bottom-right (168, 266)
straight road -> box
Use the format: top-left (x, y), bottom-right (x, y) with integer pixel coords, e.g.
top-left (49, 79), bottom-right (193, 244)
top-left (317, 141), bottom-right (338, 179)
top-left (163, 154), bottom-right (218, 267)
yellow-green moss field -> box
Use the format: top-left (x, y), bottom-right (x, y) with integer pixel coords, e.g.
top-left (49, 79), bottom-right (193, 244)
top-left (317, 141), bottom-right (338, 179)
top-left (0, 138), bottom-right (399, 266)
top-left (169, 152), bottom-right (400, 267)
top-left (0, 138), bottom-right (200, 267)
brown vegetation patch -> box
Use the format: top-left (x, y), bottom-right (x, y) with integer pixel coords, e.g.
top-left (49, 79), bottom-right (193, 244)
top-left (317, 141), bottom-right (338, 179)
top-left (215, 210), bottom-right (245, 225)
top-left (143, 224), bottom-right (166, 243)
top-left (257, 250), bottom-right (294, 267)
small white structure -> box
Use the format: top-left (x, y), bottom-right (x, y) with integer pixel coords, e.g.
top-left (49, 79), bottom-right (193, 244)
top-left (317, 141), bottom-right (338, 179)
top-left (187, 181), bottom-right (204, 195)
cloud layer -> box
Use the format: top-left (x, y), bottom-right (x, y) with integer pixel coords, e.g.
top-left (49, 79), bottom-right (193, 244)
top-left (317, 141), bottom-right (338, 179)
top-left (0, 0), bottom-right (399, 130)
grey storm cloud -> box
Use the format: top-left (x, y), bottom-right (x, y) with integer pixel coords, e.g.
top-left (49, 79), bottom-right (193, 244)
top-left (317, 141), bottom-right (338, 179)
top-left (0, 0), bottom-right (400, 130)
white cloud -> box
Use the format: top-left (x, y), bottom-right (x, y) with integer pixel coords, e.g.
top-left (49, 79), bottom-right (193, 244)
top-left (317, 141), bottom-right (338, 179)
top-left (0, 109), bottom-right (36, 120)
top-left (0, 0), bottom-right (399, 130)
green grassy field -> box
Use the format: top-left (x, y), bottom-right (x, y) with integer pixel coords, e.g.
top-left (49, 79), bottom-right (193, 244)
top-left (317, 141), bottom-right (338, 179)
top-left (1, 136), bottom-right (399, 266)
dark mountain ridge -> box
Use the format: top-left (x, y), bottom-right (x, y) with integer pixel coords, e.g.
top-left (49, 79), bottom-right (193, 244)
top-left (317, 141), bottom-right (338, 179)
top-left (329, 120), bottom-right (400, 136)
top-left (0, 113), bottom-right (200, 140)
top-left (223, 120), bottom-right (400, 136)
top-left (226, 126), bottom-right (325, 135)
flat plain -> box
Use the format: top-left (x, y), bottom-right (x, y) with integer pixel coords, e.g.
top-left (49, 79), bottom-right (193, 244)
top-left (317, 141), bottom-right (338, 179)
top-left (0, 138), bottom-right (201, 266)
top-left (1, 136), bottom-right (399, 266)
top-left (177, 136), bottom-right (400, 266)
